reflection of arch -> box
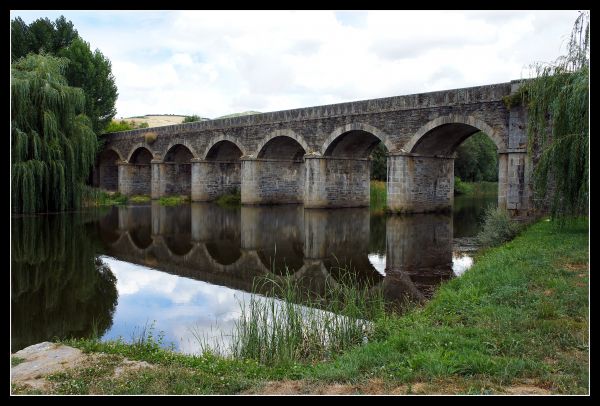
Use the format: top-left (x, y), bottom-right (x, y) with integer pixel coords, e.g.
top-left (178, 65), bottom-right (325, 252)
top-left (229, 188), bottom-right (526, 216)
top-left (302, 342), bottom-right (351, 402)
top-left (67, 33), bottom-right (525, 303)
top-left (255, 130), bottom-right (309, 159)
top-left (321, 123), bottom-right (392, 156)
top-left (110, 231), bottom-right (154, 257)
top-left (405, 115), bottom-right (505, 154)
top-left (164, 141), bottom-right (199, 160)
top-left (197, 243), bottom-right (246, 273)
top-left (202, 135), bottom-right (247, 159)
top-left (205, 241), bottom-right (242, 266)
top-left (126, 143), bottom-right (157, 162)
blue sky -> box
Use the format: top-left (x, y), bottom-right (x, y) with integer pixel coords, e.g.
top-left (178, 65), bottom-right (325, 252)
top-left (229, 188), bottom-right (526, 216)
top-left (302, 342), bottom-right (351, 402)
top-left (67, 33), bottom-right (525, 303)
top-left (12, 10), bottom-right (583, 119)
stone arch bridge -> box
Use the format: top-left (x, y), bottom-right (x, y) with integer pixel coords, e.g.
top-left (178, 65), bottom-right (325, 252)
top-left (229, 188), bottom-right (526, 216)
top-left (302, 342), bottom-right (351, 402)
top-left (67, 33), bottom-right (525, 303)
top-left (96, 80), bottom-right (531, 215)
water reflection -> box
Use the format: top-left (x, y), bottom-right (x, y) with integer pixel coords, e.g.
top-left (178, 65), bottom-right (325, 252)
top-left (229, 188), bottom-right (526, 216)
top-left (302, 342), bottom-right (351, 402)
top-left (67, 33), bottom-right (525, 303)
top-left (12, 199), bottom-right (490, 353)
top-left (11, 214), bottom-right (118, 352)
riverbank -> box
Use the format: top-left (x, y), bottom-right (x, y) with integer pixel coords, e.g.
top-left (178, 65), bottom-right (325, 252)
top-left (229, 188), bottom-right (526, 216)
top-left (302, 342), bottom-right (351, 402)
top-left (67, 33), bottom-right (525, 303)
top-left (11, 218), bottom-right (588, 394)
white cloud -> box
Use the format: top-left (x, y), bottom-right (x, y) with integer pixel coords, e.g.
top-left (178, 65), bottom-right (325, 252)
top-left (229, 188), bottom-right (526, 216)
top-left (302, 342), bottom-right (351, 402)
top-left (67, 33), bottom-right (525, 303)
top-left (13, 10), bottom-right (583, 118)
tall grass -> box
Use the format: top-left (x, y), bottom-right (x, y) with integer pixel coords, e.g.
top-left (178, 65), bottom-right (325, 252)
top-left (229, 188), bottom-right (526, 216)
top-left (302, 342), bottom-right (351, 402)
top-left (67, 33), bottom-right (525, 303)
top-left (81, 186), bottom-right (127, 207)
top-left (158, 195), bottom-right (188, 206)
top-left (370, 181), bottom-right (386, 212)
top-left (218, 268), bottom-right (386, 366)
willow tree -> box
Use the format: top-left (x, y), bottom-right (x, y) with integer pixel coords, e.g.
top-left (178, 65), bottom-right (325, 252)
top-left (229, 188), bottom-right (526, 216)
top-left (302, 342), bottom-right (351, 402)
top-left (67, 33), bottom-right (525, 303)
top-left (522, 11), bottom-right (589, 219)
top-left (12, 53), bottom-right (98, 213)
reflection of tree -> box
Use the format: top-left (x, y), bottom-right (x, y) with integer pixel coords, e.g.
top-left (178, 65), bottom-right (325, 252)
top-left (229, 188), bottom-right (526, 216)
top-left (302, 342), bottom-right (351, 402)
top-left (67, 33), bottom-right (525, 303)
top-left (11, 214), bottom-right (118, 352)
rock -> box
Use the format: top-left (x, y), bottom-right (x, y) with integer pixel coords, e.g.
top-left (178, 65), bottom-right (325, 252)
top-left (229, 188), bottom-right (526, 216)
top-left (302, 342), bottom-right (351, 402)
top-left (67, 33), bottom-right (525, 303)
top-left (11, 342), bottom-right (86, 390)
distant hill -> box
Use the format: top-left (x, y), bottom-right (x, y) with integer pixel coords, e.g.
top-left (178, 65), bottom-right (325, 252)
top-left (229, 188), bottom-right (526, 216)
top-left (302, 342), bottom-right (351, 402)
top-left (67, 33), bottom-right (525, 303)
top-left (118, 112), bottom-right (261, 128)
top-left (214, 111), bottom-right (262, 119)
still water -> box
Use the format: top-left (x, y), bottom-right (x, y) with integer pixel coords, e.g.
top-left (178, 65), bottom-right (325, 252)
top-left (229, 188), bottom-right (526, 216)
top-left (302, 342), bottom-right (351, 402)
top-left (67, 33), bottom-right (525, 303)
top-left (11, 194), bottom-right (495, 354)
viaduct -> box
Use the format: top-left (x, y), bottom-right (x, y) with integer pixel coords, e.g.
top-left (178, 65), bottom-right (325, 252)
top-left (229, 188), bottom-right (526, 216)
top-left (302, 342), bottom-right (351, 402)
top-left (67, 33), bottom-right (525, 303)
top-left (95, 80), bottom-right (532, 215)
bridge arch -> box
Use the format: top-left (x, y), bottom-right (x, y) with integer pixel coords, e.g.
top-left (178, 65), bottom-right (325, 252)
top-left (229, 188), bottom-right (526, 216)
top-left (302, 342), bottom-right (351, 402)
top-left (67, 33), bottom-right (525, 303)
top-left (255, 130), bottom-right (309, 159)
top-left (202, 135), bottom-right (247, 160)
top-left (321, 123), bottom-right (392, 157)
top-left (164, 140), bottom-right (200, 160)
top-left (126, 143), bottom-right (157, 163)
top-left (97, 148), bottom-right (122, 191)
top-left (163, 144), bottom-right (194, 196)
top-left (405, 115), bottom-right (506, 155)
top-left (126, 147), bottom-right (154, 195)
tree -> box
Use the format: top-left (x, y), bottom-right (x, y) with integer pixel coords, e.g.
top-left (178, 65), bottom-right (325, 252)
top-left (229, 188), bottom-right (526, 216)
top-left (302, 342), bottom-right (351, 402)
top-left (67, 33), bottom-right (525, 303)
top-left (10, 16), bottom-right (116, 135)
top-left (59, 38), bottom-right (118, 133)
top-left (12, 54), bottom-right (97, 213)
top-left (454, 132), bottom-right (498, 182)
top-left (183, 114), bottom-right (202, 123)
top-left (522, 11), bottom-right (589, 219)
top-left (370, 142), bottom-right (387, 181)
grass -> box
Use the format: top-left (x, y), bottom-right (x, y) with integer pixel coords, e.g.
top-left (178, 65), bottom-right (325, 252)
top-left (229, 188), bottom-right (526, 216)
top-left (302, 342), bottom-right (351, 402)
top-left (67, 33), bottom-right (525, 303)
top-left (455, 179), bottom-right (498, 197)
top-left (15, 218), bottom-right (588, 394)
top-left (370, 181), bottom-right (386, 212)
top-left (215, 190), bottom-right (241, 208)
top-left (82, 187), bottom-right (128, 207)
top-left (158, 195), bottom-right (189, 206)
top-left (11, 356), bottom-right (25, 367)
top-left (129, 195), bottom-right (151, 203)
top-left (220, 269), bottom-right (386, 366)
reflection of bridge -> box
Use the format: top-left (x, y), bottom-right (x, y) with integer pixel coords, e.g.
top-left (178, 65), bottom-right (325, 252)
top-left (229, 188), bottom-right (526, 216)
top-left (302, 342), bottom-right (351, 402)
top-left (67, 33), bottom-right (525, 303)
top-left (98, 203), bottom-right (455, 305)
top-left (96, 82), bottom-right (532, 216)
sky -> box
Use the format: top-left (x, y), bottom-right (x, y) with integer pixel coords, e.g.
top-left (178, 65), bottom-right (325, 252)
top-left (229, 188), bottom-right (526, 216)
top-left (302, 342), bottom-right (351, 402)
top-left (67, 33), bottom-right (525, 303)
top-left (12, 10), bottom-right (583, 119)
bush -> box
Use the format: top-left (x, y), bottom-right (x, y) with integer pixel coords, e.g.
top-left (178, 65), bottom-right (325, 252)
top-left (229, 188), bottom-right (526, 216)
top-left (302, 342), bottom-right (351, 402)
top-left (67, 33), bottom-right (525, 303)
top-left (476, 205), bottom-right (522, 247)
top-left (144, 131), bottom-right (158, 144)
top-left (454, 176), bottom-right (473, 195)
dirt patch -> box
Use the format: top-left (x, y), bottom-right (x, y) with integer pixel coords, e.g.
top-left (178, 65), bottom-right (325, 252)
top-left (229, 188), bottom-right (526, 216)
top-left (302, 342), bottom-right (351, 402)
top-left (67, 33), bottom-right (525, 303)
top-left (113, 359), bottom-right (155, 378)
top-left (504, 385), bottom-right (551, 395)
top-left (564, 263), bottom-right (588, 272)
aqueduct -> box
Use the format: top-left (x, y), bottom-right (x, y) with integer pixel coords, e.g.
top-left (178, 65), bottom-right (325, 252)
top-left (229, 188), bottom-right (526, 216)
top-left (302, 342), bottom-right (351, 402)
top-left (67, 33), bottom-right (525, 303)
top-left (95, 80), bottom-right (532, 215)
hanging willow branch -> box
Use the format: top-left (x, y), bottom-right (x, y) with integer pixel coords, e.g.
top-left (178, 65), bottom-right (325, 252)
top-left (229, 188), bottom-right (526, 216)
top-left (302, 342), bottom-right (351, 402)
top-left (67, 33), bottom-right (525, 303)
top-left (522, 11), bottom-right (589, 220)
top-left (11, 53), bottom-right (98, 213)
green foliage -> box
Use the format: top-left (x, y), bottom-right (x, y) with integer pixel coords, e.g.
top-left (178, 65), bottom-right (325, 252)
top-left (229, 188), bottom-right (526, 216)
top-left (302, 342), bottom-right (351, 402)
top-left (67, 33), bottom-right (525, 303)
top-left (521, 12), bottom-right (589, 220)
top-left (11, 54), bottom-right (97, 213)
top-left (11, 214), bottom-right (118, 352)
top-left (454, 132), bottom-right (498, 182)
top-left (369, 142), bottom-right (388, 181)
top-left (11, 16), bottom-right (117, 134)
top-left (138, 122), bottom-right (149, 129)
top-left (454, 176), bottom-right (473, 195)
top-left (183, 115), bottom-right (202, 123)
top-left (11, 357), bottom-right (25, 367)
top-left (215, 190), bottom-right (241, 208)
top-left (104, 120), bottom-right (136, 133)
top-left (82, 187), bottom-right (128, 206)
top-left (218, 269), bottom-right (386, 366)
top-left (370, 180), bottom-right (386, 212)
top-left (476, 205), bottom-right (523, 247)
top-left (129, 195), bottom-right (151, 203)
top-left (158, 196), bottom-right (189, 206)
top-left (58, 37), bottom-right (118, 133)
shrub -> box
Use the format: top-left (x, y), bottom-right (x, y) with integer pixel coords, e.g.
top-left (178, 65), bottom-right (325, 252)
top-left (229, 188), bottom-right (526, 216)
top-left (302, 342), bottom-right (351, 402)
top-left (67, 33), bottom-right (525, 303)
top-left (476, 205), bottom-right (522, 247)
top-left (144, 131), bottom-right (158, 144)
top-left (454, 176), bottom-right (473, 195)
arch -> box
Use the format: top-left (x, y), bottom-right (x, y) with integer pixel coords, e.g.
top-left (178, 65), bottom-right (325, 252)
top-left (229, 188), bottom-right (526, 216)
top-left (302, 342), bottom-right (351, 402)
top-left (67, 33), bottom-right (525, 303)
top-left (254, 129), bottom-right (310, 159)
top-left (97, 149), bottom-right (122, 191)
top-left (99, 147), bottom-right (124, 163)
top-left (202, 135), bottom-right (247, 159)
top-left (405, 115), bottom-right (506, 155)
top-left (126, 143), bottom-right (157, 163)
top-left (164, 140), bottom-right (199, 160)
top-left (164, 144), bottom-right (194, 163)
top-left (130, 148), bottom-right (153, 164)
top-left (321, 123), bottom-right (393, 156)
